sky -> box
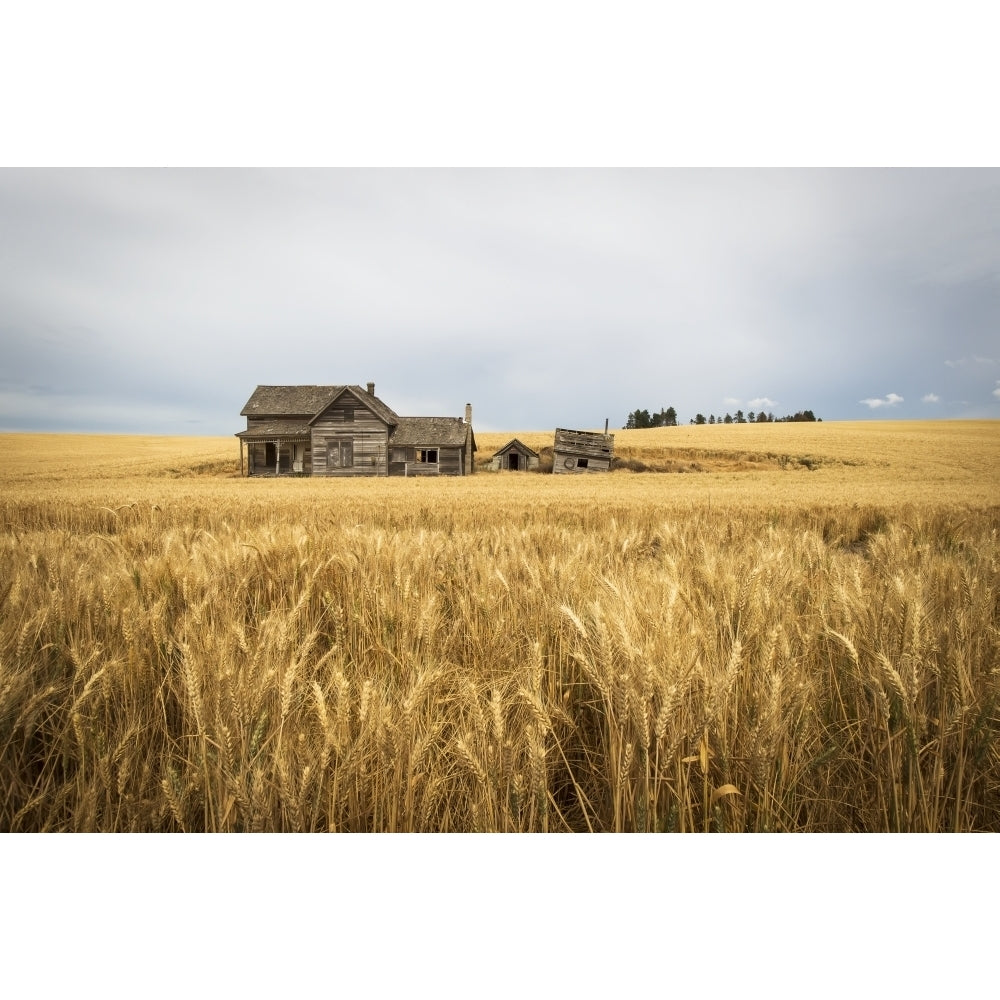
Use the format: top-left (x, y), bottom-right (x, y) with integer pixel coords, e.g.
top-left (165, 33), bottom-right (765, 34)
top-left (2, 168), bottom-right (998, 434)
top-left (3, 3), bottom-right (1000, 436)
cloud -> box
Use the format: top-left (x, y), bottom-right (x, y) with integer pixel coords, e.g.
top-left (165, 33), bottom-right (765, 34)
top-left (993, 382), bottom-right (1000, 400)
top-left (860, 393), bottom-right (904, 409)
top-left (4, 169), bottom-right (1000, 433)
top-left (946, 356), bottom-right (998, 368)
top-left (922, 393), bottom-right (940, 403)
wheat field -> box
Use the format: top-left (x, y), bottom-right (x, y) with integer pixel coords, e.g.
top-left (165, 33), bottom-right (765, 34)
top-left (2, 422), bottom-right (998, 831)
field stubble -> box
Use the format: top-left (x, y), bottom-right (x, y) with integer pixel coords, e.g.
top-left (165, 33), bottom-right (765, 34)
top-left (2, 423), bottom-right (999, 831)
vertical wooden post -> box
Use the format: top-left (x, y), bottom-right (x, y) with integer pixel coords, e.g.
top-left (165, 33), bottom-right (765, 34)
top-left (239, 440), bottom-right (244, 477)
top-left (275, 440), bottom-right (281, 476)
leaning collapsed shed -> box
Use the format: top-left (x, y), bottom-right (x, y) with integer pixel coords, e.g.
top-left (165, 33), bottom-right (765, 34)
top-left (552, 427), bottom-right (614, 474)
top-left (490, 438), bottom-right (540, 471)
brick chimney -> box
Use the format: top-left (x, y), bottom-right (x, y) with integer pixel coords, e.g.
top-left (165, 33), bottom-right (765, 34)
top-left (367, 382), bottom-right (375, 396)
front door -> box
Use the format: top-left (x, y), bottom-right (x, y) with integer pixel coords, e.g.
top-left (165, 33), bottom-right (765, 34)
top-left (508, 452), bottom-right (520, 471)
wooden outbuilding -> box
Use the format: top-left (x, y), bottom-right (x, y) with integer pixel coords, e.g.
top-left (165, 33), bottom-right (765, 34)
top-left (489, 438), bottom-right (540, 471)
top-left (236, 383), bottom-right (476, 477)
top-left (552, 427), bottom-right (614, 474)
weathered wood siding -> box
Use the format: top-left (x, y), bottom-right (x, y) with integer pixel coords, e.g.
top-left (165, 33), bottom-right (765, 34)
top-left (439, 448), bottom-right (462, 476)
top-left (552, 428), bottom-right (615, 474)
top-left (490, 442), bottom-right (539, 471)
top-left (387, 446), bottom-right (464, 477)
top-left (388, 446), bottom-right (408, 477)
top-left (491, 452), bottom-right (539, 471)
top-left (311, 396), bottom-right (389, 477)
top-left (404, 462), bottom-right (439, 477)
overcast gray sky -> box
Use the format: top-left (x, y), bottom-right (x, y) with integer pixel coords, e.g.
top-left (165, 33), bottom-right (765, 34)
top-left (2, 168), bottom-right (999, 434)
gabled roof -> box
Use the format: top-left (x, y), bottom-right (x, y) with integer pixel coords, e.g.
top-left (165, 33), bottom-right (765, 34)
top-left (493, 438), bottom-right (539, 458)
top-left (240, 385), bottom-right (399, 425)
top-left (241, 385), bottom-right (341, 416)
top-left (307, 385), bottom-right (399, 427)
top-left (390, 416), bottom-right (473, 449)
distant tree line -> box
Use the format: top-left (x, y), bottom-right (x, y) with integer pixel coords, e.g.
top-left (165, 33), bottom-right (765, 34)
top-left (625, 407), bottom-right (819, 428)
top-left (624, 407), bottom-right (678, 428)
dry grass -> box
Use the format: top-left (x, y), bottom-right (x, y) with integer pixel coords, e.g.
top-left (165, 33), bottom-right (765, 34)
top-left (478, 420), bottom-right (1000, 498)
top-left (2, 423), bottom-right (998, 831)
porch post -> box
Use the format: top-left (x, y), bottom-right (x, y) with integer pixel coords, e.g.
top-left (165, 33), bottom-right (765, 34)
top-left (240, 440), bottom-right (244, 477)
top-left (275, 439), bottom-right (281, 476)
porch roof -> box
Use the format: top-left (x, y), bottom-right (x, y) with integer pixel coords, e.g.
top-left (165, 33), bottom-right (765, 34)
top-left (235, 420), bottom-right (311, 440)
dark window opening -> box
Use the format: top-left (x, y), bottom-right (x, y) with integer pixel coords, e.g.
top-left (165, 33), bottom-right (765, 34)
top-left (577, 458), bottom-right (589, 468)
top-left (417, 448), bottom-right (438, 463)
top-left (327, 438), bottom-right (354, 469)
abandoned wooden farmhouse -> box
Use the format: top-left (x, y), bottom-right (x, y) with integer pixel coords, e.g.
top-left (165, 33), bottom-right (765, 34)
top-left (236, 383), bottom-right (476, 477)
top-left (552, 427), bottom-right (614, 474)
top-left (489, 438), bottom-right (540, 471)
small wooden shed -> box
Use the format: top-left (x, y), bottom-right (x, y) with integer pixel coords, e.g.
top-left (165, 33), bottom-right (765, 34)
top-left (490, 438), bottom-right (540, 471)
top-left (552, 427), bottom-right (614, 474)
